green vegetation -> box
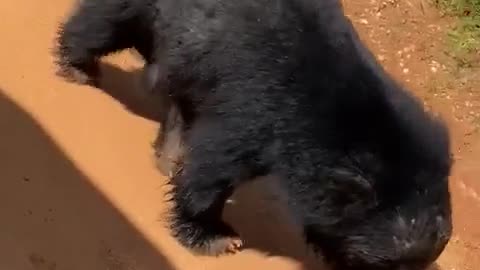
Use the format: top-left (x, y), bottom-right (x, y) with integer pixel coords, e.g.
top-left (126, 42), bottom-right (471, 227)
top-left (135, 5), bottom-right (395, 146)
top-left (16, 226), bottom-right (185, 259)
top-left (435, 0), bottom-right (480, 66)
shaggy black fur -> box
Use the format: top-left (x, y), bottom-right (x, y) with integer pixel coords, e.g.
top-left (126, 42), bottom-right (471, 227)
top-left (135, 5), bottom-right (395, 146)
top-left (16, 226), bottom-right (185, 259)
top-left (54, 0), bottom-right (453, 269)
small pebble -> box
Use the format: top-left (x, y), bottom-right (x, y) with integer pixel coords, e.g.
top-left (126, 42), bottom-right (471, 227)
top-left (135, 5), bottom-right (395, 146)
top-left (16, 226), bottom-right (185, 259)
top-left (360, 19), bottom-right (369, 25)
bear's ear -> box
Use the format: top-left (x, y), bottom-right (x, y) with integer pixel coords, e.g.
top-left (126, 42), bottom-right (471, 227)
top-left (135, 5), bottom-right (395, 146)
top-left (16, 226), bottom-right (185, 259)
top-left (325, 168), bottom-right (377, 215)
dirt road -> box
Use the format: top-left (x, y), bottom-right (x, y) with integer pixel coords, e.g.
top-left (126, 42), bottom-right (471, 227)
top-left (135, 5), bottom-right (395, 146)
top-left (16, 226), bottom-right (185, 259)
top-left (0, 0), bottom-right (478, 269)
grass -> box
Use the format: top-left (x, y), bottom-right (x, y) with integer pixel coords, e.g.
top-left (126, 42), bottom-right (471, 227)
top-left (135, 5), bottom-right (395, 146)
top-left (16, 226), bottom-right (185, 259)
top-left (435, 0), bottom-right (480, 67)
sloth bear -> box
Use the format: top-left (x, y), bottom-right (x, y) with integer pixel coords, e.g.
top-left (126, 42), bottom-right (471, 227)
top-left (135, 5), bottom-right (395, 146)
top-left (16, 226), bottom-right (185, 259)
top-left (54, 0), bottom-right (453, 269)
